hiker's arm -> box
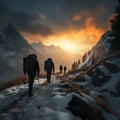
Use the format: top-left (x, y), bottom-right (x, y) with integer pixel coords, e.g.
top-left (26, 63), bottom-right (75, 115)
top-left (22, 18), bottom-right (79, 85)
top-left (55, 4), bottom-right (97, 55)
top-left (52, 62), bottom-right (55, 73)
top-left (36, 60), bottom-right (40, 75)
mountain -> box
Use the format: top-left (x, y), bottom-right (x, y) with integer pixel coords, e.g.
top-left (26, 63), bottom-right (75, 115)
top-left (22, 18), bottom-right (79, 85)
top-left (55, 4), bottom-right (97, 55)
top-left (31, 42), bottom-right (81, 72)
top-left (76, 30), bottom-right (120, 69)
top-left (0, 23), bottom-right (41, 84)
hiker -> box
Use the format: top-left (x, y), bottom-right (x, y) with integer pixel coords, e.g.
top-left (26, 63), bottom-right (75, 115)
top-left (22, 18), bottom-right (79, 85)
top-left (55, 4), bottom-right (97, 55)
top-left (44, 58), bottom-right (55, 83)
top-left (59, 65), bottom-right (63, 74)
top-left (64, 66), bottom-right (67, 74)
top-left (24, 54), bottom-right (40, 97)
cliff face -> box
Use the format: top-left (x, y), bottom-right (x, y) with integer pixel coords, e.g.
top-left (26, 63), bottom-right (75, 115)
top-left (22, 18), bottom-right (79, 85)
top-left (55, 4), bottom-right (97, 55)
top-left (0, 23), bottom-right (40, 84)
top-left (78, 30), bottom-right (120, 69)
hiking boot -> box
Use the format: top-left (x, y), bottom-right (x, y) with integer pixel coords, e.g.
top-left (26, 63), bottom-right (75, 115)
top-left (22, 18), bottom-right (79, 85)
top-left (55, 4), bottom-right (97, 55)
top-left (29, 93), bottom-right (33, 97)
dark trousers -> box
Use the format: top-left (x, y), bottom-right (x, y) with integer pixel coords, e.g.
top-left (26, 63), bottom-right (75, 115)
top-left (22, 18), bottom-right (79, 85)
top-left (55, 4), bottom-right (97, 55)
top-left (47, 71), bottom-right (52, 83)
top-left (60, 70), bottom-right (62, 74)
top-left (27, 71), bottom-right (36, 97)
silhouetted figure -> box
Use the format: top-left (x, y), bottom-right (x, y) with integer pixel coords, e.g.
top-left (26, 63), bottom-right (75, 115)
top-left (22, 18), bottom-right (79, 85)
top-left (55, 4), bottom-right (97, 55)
top-left (78, 59), bottom-right (80, 65)
top-left (44, 58), bottom-right (55, 83)
top-left (64, 66), bottom-right (67, 74)
top-left (59, 65), bottom-right (63, 74)
top-left (24, 54), bottom-right (40, 97)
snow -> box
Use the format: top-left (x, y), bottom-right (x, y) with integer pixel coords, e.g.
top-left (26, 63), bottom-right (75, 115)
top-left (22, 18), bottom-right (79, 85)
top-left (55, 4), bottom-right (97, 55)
top-left (19, 107), bottom-right (81, 120)
top-left (16, 78), bottom-right (82, 120)
top-left (0, 76), bottom-right (81, 120)
top-left (75, 81), bottom-right (89, 86)
top-left (103, 112), bottom-right (118, 120)
top-left (84, 75), bottom-right (91, 81)
top-left (0, 53), bottom-right (120, 120)
top-left (111, 58), bottom-right (120, 67)
top-left (95, 72), bottom-right (120, 92)
top-left (0, 70), bottom-right (120, 120)
top-left (78, 52), bottom-right (93, 69)
top-left (97, 31), bottom-right (115, 54)
top-left (102, 92), bottom-right (120, 116)
top-left (0, 77), bottom-right (46, 111)
top-left (68, 73), bottom-right (80, 79)
top-left (97, 65), bottom-right (110, 76)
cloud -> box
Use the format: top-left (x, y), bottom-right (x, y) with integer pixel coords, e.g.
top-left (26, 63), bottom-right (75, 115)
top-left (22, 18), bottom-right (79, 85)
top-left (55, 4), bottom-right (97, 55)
top-left (0, 0), bottom-right (118, 45)
top-left (56, 0), bottom-right (118, 31)
top-left (1, 0), bottom-right (118, 33)
top-left (12, 11), bottom-right (53, 36)
top-left (72, 15), bottom-right (81, 22)
top-left (0, 1), bottom-right (53, 36)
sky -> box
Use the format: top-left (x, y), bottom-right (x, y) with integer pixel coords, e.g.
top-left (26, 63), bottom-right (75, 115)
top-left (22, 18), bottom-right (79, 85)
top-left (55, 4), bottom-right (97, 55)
top-left (0, 0), bottom-right (118, 54)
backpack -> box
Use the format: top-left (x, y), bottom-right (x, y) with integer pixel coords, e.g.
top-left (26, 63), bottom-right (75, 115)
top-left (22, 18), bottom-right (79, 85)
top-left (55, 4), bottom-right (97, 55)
top-left (45, 59), bottom-right (53, 71)
top-left (26, 54), bottom-right (36, 71)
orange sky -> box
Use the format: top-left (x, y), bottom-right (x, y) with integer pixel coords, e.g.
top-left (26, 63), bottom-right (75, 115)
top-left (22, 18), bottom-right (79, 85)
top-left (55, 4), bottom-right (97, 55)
top-left (22, 17), bottom-right (104, 55)
top-left (2, 0), bottom-right (117, 56)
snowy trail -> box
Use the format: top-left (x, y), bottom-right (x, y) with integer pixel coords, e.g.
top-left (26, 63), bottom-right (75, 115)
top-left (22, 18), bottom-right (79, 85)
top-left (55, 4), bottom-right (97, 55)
top-left (0, 75), bottom-right (61, 120)
top-left (0, 73), bottom-right (120, 120)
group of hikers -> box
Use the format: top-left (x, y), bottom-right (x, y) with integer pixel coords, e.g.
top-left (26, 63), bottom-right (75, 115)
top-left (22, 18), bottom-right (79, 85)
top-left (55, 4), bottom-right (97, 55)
top-left (59, 65), bottom-right (67, 74)
top-left (23, 54), bottom-right (67, 97)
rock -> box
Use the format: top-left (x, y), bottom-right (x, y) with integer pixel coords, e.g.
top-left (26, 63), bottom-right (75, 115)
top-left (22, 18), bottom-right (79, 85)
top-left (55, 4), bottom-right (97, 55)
top-left (115, 81), bottom-right (120, 96)
top-left (90, 67), bottom-right (111, 87)
top-left (103, 61), bottom-right (120, 73)
top-left (74, 76), bottom-right (86, 82)
top-left (67, 95), bottom-right (105, 120)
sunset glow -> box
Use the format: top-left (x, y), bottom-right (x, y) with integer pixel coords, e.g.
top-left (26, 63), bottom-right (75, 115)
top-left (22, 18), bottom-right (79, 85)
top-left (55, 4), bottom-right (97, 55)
top-left (23, 17), bottom-right (104, 55)
top-left (1, 0), bottom-right (116, 56)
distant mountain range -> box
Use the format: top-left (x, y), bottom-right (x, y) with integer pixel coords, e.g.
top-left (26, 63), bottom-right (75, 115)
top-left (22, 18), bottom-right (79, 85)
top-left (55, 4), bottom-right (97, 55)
top-left (31, 42), bottom-right (80, 71)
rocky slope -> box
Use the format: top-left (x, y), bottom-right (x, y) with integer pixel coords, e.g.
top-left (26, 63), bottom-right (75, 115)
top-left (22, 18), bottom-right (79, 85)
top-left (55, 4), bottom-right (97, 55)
top-left (65, 30), bottom-right (120, 119)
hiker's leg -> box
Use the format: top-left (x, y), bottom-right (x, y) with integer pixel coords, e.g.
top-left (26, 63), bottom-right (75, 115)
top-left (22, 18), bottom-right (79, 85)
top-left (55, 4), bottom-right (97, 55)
top-left (28, 79), bottom-right (32, 97)
top-left (48, 72), bottom-right (51, 83)
top-left (47, 72), bottom-right (49, 82)
top-left (28, 72), bottom-right (35, 97)
top-left (28, 75), bottom-right (32, 97)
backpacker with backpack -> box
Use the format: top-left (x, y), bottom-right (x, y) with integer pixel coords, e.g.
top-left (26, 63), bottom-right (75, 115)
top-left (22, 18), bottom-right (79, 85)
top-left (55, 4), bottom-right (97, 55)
top-left (45, 58), bottom-right (54, 72)
top-left (26, 54), bottom-right (36, 72)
